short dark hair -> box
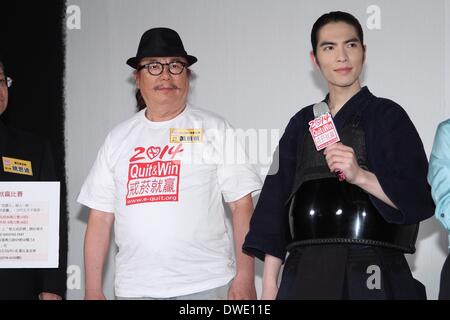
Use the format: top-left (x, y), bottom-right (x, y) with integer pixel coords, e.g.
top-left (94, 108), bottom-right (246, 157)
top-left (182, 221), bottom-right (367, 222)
top-left (0, 57), bottom-right (4, 74)
top-left (136, 90), bottom-right (146, 111)
top-left (311, 11), bottom-right (364, 56)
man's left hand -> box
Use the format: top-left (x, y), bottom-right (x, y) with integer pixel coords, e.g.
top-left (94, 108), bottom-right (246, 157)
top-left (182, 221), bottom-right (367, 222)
top-left (228, 274), bottom-right (257, 300)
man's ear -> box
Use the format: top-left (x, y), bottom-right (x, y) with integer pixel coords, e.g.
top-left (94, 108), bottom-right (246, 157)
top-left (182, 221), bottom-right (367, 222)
top-left (310, 51), bottom-right (320, 68)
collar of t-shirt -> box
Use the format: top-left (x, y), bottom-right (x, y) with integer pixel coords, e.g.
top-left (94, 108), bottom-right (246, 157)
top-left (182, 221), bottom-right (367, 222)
top-left (141, 104), bottom-right (190, 128)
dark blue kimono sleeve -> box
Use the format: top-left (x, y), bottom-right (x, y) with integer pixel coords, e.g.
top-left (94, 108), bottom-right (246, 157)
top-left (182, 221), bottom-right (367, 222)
top-left (367, 99), bottom-right (435, 224)
top-left (243, 112), bottom-right (304, 262)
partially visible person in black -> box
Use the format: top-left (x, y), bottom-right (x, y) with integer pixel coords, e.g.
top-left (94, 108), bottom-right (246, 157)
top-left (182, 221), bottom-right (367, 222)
top-left (0, 57), bottom-right (67, 300)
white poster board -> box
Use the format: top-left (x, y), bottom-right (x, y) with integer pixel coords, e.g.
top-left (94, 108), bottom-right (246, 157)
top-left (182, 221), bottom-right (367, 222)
top-left (0, 182), bottom-right (60, 268)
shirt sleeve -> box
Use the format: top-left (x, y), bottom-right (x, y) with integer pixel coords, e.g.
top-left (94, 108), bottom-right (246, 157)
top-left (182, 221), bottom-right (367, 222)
top-left (367, 100), bottom-right (435, 224)
top-left (77, 134), bottom-right (116, 213)
top-left (243, 112), bottom-right (304, 262)
top-left (217, 121), bottom-right (262, 203)
top-left (428, 121), bottom-right (450, 231)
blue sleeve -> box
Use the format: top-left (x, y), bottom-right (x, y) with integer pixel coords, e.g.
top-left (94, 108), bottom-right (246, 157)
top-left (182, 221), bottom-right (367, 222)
top-left (428, 120), bottom-right (450, 231)
top-left (367, 100), bottom-right (435, 224)
top-left (243, 112), bottom-right (304, 262)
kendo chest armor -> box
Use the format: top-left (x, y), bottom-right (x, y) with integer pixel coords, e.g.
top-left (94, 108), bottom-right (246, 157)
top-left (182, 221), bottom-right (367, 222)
top-left (287, 109), bottom-right (418, 253)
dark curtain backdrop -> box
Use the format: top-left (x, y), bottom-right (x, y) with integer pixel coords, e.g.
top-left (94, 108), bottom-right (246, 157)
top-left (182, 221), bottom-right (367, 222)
top-left (0, 0), bottom-right (68, 263)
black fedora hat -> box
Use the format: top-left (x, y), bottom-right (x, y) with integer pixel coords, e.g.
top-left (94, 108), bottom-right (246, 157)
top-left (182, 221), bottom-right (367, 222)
top-left (127, 27), bottom-right (197, 69)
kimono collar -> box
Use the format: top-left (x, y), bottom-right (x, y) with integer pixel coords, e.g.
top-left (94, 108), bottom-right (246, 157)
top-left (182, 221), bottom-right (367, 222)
top-left (324, 86), bottom-right (374, 129)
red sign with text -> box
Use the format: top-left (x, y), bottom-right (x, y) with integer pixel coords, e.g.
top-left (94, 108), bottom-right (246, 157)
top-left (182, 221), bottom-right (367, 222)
top-left (126, 144), bottom-right (184, 205)
top-left (308, 112), bottom-right (340, 151)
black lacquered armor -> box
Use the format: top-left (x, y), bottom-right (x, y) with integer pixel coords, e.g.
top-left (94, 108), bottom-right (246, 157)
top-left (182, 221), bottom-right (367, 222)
top-left (287, 106), bottom-right (418, 253)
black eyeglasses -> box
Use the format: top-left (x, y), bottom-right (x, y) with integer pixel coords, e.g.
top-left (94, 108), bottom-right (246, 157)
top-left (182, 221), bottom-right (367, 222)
top-left (137, 61), bottom-right (187, 76)
top-left (0, 77), bottom-right (13, 88)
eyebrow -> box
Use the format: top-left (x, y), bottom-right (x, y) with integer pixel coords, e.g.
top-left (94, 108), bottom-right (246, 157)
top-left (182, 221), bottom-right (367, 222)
top-left (319, 37), bottom-right (361, 47)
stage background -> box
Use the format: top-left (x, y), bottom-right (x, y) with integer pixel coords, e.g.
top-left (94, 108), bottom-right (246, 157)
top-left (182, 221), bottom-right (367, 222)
top-left (65, 0), bottom-right (450, 299)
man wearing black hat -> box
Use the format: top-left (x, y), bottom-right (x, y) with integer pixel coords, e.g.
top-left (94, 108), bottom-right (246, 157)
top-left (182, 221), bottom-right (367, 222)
top-left (0, 58), bottom-right (67, 300)
top-left (78, 28), bottom-right (261, 300)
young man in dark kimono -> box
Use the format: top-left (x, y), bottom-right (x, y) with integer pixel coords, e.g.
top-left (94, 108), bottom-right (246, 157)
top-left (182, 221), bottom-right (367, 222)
top-left (243, 11), bottom-right (434, 300)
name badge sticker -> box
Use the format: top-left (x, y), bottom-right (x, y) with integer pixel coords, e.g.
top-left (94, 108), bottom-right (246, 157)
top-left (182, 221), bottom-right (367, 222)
top-left (170, 128), bottom-right (202, 144)
top-left (2, 157), bottom-right (33, 176)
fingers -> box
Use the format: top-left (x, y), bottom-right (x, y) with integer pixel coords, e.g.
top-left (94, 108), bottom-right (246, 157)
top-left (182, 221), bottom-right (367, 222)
top-left (324, 149), bottom-right (351, 162)
top-left (324, 142), bottom-right (354, 155)
top-left (328, 161), bottom-right (349, 174)
top-left (324, 148), bottom-right (355, 166)
top-left (326, 155), bottom-right (346, 168)
top-left (324, 148), bottom-right (355, 174)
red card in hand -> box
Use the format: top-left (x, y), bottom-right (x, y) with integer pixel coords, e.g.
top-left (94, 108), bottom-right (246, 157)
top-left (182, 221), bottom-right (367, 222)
top-left (308, 112), bottom-right (340, 151)
top-left (309, 112), bottom-right (346, 181)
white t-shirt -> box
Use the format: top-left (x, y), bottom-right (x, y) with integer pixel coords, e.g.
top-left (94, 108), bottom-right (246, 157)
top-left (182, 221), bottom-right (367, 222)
top-left (77, 105), bottom-right (262, 298)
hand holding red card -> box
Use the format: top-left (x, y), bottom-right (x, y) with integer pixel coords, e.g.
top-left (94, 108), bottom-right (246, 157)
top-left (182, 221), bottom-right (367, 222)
top-left (309, 106), bottom-right (346, 181)
top-left (323, 143), bottom-right (365, 184)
